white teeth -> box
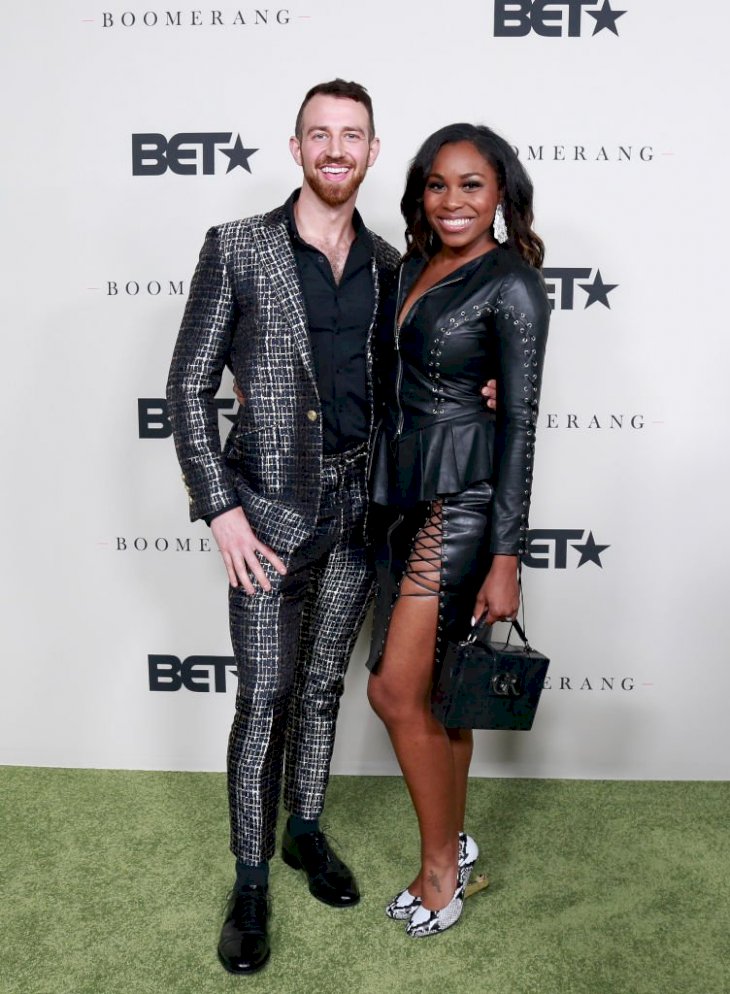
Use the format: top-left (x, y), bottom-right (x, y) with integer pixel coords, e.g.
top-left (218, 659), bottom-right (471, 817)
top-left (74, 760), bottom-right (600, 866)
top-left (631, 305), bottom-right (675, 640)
top-left (441, 218), bottom-right (472, 228)
top-left (322, 166), bottom-right (348, 174)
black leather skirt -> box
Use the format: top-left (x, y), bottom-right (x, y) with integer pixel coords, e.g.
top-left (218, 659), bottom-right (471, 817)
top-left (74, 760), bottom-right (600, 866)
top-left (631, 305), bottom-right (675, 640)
top-left (366, 481), bottom-right (494, 673)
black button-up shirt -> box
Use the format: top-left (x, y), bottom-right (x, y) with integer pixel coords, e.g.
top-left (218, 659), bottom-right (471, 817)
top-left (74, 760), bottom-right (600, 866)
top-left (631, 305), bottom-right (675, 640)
top-left (285, 191), bottom-right (374, 454)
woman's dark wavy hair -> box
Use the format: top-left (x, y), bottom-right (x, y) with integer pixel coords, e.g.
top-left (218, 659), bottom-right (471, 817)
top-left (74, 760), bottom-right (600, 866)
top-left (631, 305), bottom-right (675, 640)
top-left (401, 123), bottom-right (544, 269)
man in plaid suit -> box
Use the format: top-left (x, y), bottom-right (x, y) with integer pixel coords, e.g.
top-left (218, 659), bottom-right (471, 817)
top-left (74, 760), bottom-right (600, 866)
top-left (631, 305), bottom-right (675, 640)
top-left (167, 80), bottom-right (400, 973)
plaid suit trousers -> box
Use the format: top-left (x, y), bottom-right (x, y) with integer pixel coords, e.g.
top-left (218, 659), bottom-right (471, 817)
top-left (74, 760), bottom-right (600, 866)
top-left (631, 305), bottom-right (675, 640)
top-left (226, 447), bottom-right (372, 863)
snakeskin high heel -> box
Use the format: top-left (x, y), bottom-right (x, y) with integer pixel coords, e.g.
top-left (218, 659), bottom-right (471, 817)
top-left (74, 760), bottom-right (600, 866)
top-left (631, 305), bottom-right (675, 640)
top-left (384, 886), bottom-right (421, 921)
top-left (458, 831), bottom-right (479, 886)
top-left (385, 833), bottom-right (478, 921)
top-left (405, 877), bottom-right (465, 938)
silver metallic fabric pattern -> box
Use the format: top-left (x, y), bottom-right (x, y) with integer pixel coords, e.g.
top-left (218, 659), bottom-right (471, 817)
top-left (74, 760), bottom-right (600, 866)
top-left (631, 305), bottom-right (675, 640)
top-left (167, 200), bottom-right (399, 862)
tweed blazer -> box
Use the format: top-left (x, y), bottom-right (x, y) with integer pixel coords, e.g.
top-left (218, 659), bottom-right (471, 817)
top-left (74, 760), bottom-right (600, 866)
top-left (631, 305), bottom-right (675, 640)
top-left (166, 199), bottom-right (400, 554)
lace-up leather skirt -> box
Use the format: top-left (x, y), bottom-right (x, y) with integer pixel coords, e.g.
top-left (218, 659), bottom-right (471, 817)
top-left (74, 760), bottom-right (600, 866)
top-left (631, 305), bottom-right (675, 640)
top-left (366, 481), bottom-right (494, 673)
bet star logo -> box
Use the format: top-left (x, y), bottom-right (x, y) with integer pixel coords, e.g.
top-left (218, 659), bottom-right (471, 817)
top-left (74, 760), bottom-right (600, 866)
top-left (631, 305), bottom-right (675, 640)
top-left (543, 268), bottom-right (618, 310)
top-left (494, 1), bottom-right (626, 38)
top-left (524, 529), bottom-right (610, 569)
top-left (132, 133), bottom-right (258, 176)
top-left (587, 0), bottom-right (626, 34)
top-left (571, 531), bottom-right (610, 567)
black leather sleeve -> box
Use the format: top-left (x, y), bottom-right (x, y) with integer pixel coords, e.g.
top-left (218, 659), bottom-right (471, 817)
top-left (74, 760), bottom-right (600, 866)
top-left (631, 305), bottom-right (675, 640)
top-left (166, 226), bottom-right (241, 522)
top-left (490, 267), bottom-right (550, 556)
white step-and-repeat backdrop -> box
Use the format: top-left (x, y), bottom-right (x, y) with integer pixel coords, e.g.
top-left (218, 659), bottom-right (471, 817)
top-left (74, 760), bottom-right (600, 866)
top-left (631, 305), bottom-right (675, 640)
top-left (2, 1), bottom-right (728, 779)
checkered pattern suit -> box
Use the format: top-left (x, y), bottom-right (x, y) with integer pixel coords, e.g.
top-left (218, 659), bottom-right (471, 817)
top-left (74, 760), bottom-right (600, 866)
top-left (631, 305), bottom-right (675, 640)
top-left (167, 199), bottom-right (400, 861)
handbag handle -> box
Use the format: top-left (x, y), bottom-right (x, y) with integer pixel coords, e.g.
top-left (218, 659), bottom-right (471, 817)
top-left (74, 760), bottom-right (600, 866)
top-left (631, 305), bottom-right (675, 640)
top-left (468, 615), bottom-right (533, 651)
top-left (505, 618), bottom-right (532, 651)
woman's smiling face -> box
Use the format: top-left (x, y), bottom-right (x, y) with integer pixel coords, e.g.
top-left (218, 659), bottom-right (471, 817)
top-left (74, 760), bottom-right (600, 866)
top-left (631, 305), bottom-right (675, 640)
top-left (423, 141), bottom-right (501, 257)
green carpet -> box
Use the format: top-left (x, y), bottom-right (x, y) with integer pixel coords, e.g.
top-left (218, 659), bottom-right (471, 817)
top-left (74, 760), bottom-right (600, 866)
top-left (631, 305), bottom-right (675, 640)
top-left (2, 769), bottom-right (728, 994)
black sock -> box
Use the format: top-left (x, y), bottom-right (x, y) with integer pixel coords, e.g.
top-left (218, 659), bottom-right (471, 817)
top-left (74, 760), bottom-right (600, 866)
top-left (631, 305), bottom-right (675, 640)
top-left (287, 814), bottom-right (320, 837)
top-left (235, 859), bottom-right (269, 890)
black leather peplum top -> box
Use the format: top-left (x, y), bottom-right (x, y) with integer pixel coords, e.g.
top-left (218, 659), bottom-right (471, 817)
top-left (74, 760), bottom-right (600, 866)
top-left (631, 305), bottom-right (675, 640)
top-left (370, 246), bottom-right (550, 556)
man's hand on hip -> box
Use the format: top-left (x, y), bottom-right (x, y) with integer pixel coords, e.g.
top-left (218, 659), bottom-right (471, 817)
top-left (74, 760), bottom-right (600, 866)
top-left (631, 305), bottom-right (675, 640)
top-left (210, 506), bottom-right (287, 594)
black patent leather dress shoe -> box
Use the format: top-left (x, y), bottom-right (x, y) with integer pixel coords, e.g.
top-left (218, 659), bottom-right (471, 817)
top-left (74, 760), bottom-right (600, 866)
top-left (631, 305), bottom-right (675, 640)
top-left (281, 826), bottom-right (360, 907)
top-left (217, 885), bottom-right (270, 975)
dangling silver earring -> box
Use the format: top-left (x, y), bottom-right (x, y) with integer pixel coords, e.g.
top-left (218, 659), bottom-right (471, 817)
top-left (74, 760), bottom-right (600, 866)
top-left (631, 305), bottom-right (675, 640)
top-left (493, 203), bottom-right (508, 244)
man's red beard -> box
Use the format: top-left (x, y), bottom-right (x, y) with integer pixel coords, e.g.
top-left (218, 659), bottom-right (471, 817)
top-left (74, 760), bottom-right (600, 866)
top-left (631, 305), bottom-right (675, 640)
top-left (305, 156), bottom-right (367, 206)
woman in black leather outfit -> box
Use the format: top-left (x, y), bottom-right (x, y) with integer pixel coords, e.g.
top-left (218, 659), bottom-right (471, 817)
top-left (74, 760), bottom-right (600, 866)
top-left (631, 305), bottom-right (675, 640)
top-left (366, 124), bottom-right (549, 938)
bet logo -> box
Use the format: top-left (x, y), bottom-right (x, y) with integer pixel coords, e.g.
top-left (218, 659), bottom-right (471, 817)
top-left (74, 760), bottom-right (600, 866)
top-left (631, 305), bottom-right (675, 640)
top-left (138, 398), bottom-right (236, 439)
top-left (524, 529), bottom-right (610, 568)
top-left (543, 268), bottom-right (618, 310)
top-left (148, 655), bottom-right (236, 692)
top-left (132, 133), bottom-right (258, 175)
top-left (494, 1), bottom-right (626, 37)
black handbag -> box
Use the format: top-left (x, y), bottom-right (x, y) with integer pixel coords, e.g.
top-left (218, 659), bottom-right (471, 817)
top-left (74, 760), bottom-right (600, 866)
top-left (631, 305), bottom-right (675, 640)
top-left (432, 617), bottom-right (550, 731)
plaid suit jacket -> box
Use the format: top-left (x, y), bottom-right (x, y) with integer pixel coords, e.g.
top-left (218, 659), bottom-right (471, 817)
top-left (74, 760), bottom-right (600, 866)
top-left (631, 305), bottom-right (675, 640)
top-left (166, 200), bottom-right (400, 554)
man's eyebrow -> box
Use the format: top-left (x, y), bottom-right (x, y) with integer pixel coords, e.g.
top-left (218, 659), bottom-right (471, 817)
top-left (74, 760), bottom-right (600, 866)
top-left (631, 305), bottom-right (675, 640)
top-left (306, 124), bottom-right (367, 134)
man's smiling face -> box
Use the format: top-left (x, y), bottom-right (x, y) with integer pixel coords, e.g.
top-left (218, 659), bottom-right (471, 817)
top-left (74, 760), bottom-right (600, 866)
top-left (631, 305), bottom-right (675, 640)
top-left (290, 94), bottom-right (379, 207)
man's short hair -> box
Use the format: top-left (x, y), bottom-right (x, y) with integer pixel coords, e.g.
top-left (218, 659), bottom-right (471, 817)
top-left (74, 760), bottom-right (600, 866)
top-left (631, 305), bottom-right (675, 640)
top-left (294, 79), bottom-right (375, 141)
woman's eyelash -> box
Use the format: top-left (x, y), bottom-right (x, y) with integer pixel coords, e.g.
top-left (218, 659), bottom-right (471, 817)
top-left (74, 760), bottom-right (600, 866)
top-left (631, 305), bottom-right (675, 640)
top-left (426, 181), bottom-right (483, 190)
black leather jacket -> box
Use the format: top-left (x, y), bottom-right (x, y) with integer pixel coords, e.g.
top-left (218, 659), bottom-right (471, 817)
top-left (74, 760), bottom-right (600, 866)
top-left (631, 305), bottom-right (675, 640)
top-left (370, 246), bottom-right (550, 556)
